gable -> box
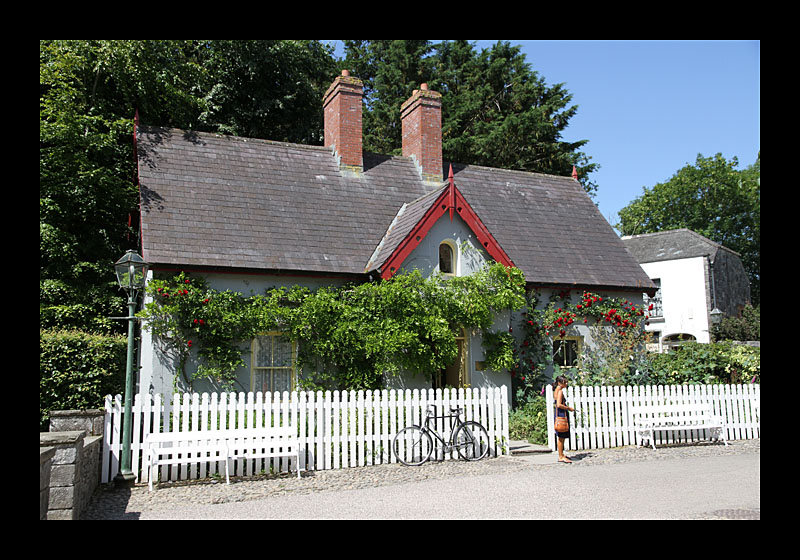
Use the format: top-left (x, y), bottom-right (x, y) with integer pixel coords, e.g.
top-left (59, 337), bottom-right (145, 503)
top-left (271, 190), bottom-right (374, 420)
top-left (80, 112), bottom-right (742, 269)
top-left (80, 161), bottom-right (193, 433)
top-left (366, 167), bottom-right (514, 279)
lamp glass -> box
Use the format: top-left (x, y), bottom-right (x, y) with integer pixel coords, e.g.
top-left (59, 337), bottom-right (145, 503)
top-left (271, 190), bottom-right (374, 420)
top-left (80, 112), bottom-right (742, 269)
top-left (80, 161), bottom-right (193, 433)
top-left (114, 250), bottom-right (148, 292)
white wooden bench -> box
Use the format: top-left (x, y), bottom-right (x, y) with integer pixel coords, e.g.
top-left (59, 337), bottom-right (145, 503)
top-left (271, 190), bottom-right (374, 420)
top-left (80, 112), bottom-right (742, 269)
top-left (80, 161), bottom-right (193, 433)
top-left (145, 427), bottom-right (301, 491)
top-left (631, 403), bottom-right (728, 450)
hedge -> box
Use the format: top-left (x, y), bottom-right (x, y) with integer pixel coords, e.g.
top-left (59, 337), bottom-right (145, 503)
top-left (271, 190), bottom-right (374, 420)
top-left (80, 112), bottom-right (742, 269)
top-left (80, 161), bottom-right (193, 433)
top-left (40, 329), bottom-right (127, 430)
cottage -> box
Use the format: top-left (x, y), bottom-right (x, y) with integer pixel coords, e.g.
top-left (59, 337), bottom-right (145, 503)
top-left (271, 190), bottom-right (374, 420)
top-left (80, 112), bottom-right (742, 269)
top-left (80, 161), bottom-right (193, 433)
top-left (136, 70), bottom-right (655, 396)
top-left (622, 229), bottom-right (751, 350)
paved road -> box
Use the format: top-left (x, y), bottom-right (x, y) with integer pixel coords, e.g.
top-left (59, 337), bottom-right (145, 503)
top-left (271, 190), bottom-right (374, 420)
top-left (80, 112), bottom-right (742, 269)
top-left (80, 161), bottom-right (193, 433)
top-left (127, 452), bottom-right (759, 520)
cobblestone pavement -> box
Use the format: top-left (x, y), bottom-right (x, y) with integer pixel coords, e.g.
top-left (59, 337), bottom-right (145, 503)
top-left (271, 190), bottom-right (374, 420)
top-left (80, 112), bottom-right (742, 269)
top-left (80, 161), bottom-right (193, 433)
top-left (81, 438), bottom-right (759, 520)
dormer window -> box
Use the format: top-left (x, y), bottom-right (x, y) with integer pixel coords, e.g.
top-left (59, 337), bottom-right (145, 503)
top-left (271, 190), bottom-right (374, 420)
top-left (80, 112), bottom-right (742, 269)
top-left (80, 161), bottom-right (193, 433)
top-left (439, 242), bottom-right (455, 275)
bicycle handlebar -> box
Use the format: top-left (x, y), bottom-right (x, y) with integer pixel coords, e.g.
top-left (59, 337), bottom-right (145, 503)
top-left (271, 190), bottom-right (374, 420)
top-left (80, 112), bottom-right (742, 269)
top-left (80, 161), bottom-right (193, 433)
top-left (427, 405), bottom-right (463, 415)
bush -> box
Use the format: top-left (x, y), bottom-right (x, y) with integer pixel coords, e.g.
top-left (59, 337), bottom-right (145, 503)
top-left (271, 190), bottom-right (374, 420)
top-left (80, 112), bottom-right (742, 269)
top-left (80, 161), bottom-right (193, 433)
top-left (712, 304), bottom-right (760, 341)
top-left (645, 341), bottom-right (760, 385)
top-left (40, 329), bottom-right (127, 430)
top-left (509, 394), bottom-right (549, 445)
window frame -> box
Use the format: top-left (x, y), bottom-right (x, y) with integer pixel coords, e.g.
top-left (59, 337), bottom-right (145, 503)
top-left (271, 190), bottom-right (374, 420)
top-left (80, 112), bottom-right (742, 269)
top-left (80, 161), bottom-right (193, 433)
top-left (644, 278), bottom-right (663, 318)
top-left (250, 331), bottom-right (297, 394)
top-left (552, 336), bottom-right (583, 369)
top-left (438, 240), bottom-right (458, 276)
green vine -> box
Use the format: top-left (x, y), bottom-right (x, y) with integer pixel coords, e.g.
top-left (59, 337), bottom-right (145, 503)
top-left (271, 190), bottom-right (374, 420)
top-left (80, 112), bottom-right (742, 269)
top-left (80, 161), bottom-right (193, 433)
top-left (139, 263), bottom-right (527, 392)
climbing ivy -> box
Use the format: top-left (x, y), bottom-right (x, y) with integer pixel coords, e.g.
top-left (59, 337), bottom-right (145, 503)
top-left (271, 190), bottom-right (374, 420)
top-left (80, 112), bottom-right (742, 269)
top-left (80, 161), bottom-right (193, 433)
top-left (138, 263), bottom-right (527, 391)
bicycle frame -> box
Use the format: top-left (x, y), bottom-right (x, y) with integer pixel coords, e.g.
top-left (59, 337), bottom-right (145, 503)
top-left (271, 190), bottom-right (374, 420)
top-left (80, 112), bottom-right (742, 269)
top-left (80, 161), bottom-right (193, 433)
top-left (421, 406), bottom-right (468, 451)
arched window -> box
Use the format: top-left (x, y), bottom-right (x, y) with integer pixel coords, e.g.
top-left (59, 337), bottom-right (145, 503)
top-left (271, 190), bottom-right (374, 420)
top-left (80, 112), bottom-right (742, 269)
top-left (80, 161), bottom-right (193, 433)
top-left (439, 242), bottom-right (455, 275)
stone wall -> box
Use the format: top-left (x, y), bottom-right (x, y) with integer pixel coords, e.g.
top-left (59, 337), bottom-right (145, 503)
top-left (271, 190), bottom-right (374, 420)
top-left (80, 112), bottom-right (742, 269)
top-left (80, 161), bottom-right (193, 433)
top-left (40, 447), bottom-right (55, 520)
top-left (40, 409), bottom-right (104, 520)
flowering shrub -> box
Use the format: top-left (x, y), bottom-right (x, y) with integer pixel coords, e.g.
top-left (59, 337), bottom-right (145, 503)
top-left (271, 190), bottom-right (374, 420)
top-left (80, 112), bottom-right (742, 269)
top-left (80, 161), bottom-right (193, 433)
top-left (510, 289), bottom-right (650, 406)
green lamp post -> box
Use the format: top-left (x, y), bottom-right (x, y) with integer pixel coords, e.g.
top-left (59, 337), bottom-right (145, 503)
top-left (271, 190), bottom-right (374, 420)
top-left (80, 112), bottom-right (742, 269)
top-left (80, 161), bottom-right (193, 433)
top-left (113, 249), bottom-right (148, 486)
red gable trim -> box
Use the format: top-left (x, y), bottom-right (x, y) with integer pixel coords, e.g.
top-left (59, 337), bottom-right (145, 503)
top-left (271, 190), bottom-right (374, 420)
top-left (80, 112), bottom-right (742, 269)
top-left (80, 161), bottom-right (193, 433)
top-left (379, 165), bottom-right (515, 279)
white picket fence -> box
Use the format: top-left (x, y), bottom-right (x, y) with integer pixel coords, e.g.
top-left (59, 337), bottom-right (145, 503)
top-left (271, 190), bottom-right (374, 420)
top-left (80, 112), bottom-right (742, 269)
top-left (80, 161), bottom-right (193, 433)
top-left (546, 383), bottom-right (760, 452)
top-left (102, 386), bottom-right (510, 484)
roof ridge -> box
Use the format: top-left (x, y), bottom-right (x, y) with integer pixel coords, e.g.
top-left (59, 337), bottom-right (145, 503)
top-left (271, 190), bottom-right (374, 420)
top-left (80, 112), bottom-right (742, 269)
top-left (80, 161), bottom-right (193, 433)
top-left (453, 162), bottom-right (577, 183)
top-left (137, 125), bottom-right (333, 153)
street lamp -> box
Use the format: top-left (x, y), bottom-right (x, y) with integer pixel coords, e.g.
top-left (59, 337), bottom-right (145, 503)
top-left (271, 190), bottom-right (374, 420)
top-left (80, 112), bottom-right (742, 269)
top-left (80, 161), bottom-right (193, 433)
top-left (710, 307), bottom-right (724, 326)
top-left (113, 249), bottom-right (148, 486)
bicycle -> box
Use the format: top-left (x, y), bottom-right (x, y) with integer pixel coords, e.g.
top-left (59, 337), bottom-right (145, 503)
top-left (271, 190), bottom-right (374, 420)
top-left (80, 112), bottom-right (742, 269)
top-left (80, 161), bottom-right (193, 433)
top-left (392, 405), bottom-right (490, 466)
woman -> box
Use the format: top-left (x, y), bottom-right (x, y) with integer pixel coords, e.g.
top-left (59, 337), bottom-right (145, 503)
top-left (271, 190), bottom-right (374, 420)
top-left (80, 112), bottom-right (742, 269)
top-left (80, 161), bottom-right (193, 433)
top-left (553, 375), bottom-right (575, 463)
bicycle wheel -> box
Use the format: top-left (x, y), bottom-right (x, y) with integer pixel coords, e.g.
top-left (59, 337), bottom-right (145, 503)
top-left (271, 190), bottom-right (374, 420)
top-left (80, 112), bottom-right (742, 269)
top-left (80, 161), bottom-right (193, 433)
top-left (393, 426), bottom-right (433, 466)
top-left (453, 421), bottom-right (490, 461)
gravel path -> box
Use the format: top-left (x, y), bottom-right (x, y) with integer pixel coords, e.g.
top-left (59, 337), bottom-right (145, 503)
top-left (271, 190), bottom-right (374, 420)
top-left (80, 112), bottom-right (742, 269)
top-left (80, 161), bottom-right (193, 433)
top-left (81, 438), bottom-right (759, 520)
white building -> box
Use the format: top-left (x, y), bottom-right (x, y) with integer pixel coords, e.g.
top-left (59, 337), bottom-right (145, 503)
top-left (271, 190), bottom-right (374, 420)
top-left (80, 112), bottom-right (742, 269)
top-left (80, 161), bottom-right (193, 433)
top-left (622, 229), bottom-right (750, 351)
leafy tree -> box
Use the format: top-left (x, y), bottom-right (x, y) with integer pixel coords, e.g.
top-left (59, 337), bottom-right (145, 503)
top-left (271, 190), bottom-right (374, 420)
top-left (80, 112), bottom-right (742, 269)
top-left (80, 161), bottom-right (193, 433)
top-left (198, 40), bottom-right (337, 143)
top-left (341, 40), bottom-right (434, 156)
top-left (617, 153), bottom-right (760, 304)
top-left (40, 40), bottom-right (336, 334)
top-left (343, 40), bottom-right (598, 197)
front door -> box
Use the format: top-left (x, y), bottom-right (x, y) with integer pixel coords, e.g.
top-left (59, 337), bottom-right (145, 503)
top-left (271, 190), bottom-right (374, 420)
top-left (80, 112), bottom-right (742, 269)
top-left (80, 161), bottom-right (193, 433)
top-left (433, 329), bottom-right (468, 389)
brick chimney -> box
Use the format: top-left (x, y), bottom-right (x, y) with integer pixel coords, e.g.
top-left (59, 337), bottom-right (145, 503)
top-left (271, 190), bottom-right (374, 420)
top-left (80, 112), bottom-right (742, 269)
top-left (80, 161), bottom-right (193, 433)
top-left (323, 70), bottom-right (364, 172)
top-left (401, 83), bottom-right (443, 183)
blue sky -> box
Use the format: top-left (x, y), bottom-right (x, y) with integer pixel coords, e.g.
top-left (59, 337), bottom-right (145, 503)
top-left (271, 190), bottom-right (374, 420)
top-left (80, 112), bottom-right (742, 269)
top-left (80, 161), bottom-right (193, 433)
top-left (483, 40), bottom-right (761, 231)
top-left (329, 40), bottom-right (760, 233)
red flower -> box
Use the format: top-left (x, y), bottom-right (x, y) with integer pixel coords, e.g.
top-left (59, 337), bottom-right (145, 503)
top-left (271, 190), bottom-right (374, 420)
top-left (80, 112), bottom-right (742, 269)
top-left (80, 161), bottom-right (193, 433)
top-left (187, 340), bottom-right (193, 348)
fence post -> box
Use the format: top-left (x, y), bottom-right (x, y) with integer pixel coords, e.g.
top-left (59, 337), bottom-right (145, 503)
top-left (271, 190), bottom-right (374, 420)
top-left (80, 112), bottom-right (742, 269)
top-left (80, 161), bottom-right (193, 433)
top-left (546, 384), bottom-right (555, 451)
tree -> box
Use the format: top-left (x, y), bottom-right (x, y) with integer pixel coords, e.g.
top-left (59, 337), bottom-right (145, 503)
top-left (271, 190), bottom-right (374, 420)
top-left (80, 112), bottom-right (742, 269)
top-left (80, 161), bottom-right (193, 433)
top-left (343, 40), bottom-right (599, 197)
top-left (40, 40), bottom-right (337, 333)
top-left (617, 152), bottom-right (760, 304)
top-left (198, 40), bottom-right (336, 144)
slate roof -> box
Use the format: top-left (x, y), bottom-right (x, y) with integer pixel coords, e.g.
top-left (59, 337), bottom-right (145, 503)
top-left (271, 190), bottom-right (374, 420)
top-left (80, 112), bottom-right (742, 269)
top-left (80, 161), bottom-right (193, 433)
top-left (364, 184), bottom-right (447, 274)
top-left (137, 126), bottom-right (654, 292)
top-left (621, 229), bottom-right (737, 264)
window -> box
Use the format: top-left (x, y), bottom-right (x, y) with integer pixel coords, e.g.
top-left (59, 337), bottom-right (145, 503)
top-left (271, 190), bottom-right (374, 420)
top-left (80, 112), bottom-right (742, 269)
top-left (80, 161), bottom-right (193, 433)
top-left (439, 242), bottom-right (455, 275)
top-left (644, 279), bottom-right (663, 318)
top-left (552, 336), bottom-right (582, 368)
top-left (251, 333), bottom-right (295, 393)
